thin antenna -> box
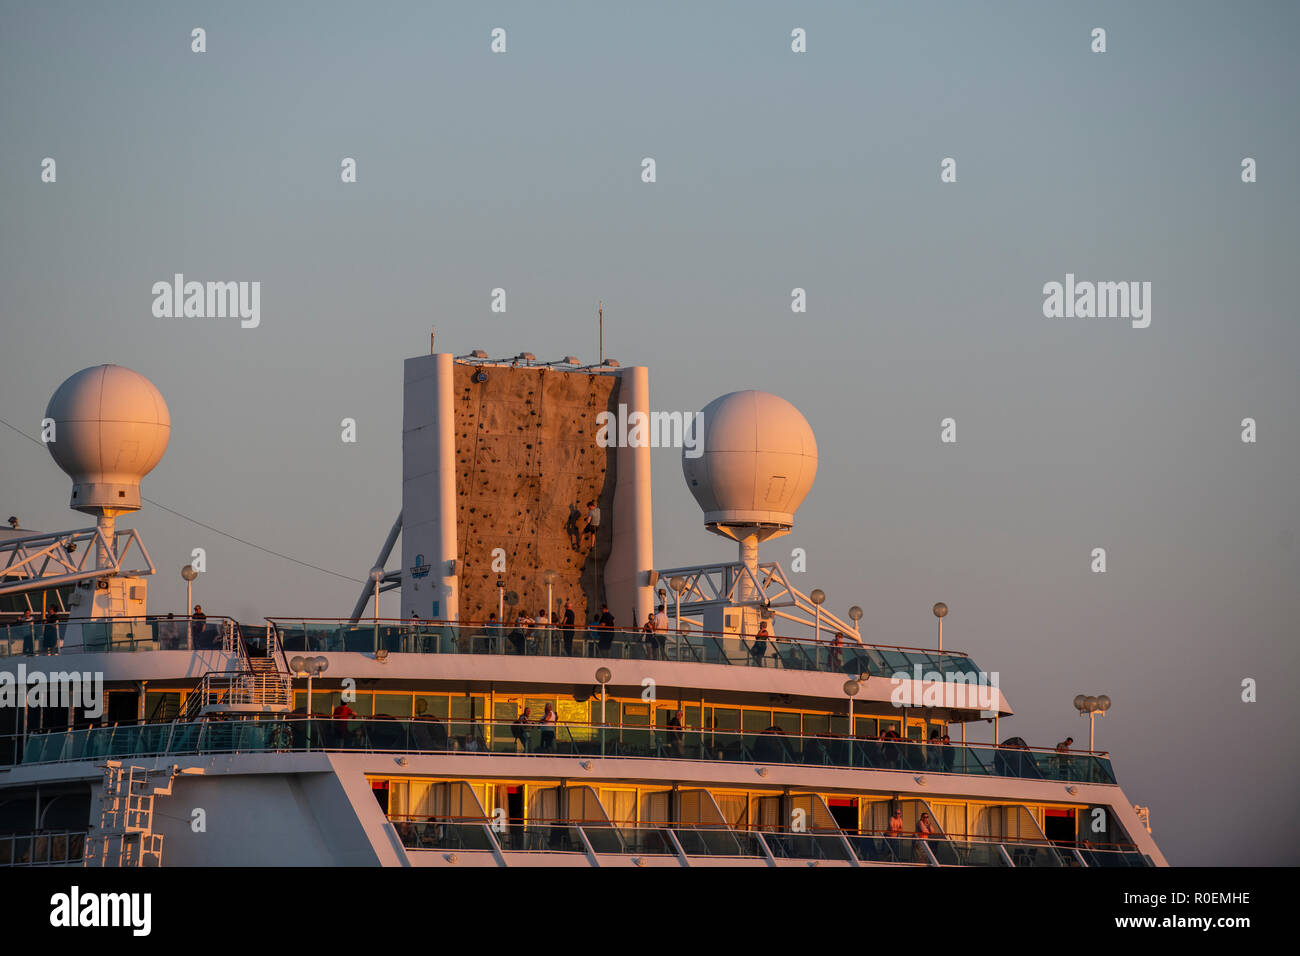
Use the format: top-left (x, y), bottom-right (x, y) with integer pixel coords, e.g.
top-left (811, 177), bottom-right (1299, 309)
top-left (598, 301), bottom-right (603, 365)
top-left (430, 326), bottom-right (436, 354)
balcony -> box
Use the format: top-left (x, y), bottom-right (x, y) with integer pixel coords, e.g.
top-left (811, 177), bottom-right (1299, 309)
top-left (389, 815), bottom-right (1152, 867)
top-left (0, 616), bottom-right (235, 655)
top-left (270, 618), bottom-right (984, 682)
top-left (11, 716), bottom-right (1116, 784)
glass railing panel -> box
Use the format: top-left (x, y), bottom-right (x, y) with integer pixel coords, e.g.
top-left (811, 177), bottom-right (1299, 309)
top-left (610, 825), bottom-right (677, 855)
top-left (763, 831), bottom-right (851, 861)
top-left (495, 822), bottom-right (584, 853)
top-left (578, 824), bottom-right (625, 854)
top-left (672, 826), bottom-right (765, 857)
top-left (847, 834), bottom-right (920, 864)
top-left (168, 722), bottom-right (204, 754)
top-left (1079, 847), bottom-right (1152, 868)
top-left (198, 722), bottom-right (239, 753)
top-left (364, 719), bottom-right (412, 752)
top-left (876, 649), bottom-right (914, 675)
top-left (1002, 842), bottom-right (1066, 867)
top-left (139, 723), bottom-right (172, 756)
top-left (83, 725), bottom-right (116, 760)
top-left (392, 817), bottom-right (495, 852)
top-left (925, 840), bottom-right (1011, 866)
top-left (935, 654), bottom-right (981, 679)
top-left (834, 645), bottom-right (872, 676)
top-left (21, 735), bottom-right (46, 764)
top-left (900, 651), bottom-right (940, 674)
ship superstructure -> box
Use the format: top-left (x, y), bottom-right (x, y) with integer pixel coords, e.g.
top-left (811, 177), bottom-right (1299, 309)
top-left (0, 355), bottom-right (1165, 868)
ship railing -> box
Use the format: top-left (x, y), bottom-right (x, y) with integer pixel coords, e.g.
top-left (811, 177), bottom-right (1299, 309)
top-left (180, 670), bottom-right (293, 719)
top-left (384, 815), bottom-right (1147, 866)
top-left (0, 829), bottom-right (88, 867)
top-left (8, 716), bottom-right (1116, 783)
top-left (268, 617), bottom-right (986, 683)
top-left (0, 612), bottom-right (989, 684)
top-left (0, 614), bottom-right (240, 656)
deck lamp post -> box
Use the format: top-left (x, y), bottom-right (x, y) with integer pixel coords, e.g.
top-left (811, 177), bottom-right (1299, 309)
top-left (848, 605), bottom-right (863, 636)
top-left (181, 564), bottom-right (198, 618)
top-left (843, 679), bottom-right (860, 765)
top-left (595, 667), bottom-right (612, 756)
top-left (543, 569), bottom-right (557, 624)
top-left (669, 576), bottom-right (686, 631)
top-left (933, 602), bottom-right (947, 653)
top-left (1074, 693), bottom-right (1111, 751)
top-left (370, 566), bottom-right (384, 652)
top-left (810, 589), bottom-right (826, 643)
top-left (290, 655), bottom-right (328, 749)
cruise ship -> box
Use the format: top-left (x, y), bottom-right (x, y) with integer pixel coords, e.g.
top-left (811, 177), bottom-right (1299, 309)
top-left (0, 354), bottom-right (1166, 868)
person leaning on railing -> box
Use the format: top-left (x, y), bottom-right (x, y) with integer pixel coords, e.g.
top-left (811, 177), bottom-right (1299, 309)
top-left (17, 609), bottom-right (35, 656)
top-left (1053, 736), bottom-right (1075, 779)
top-left (913, 812), bottom-right (935, 862)
top-left (749, 621), bottom-right (770, 667)
top-left (665, 707), bottom-right (685, 757)
top-left (595, 605), bottom-right (615, 656)
top-left (559, 599), bottom-right (576, 656)
top-left (475, 613), bottom-right (500, 654)
top-left (539, 703), bottom-right (557, 753)
top-left (331, 699), bottom-right (359, 748)
top-left (508, 611), bottom-right (529, 656)
top-left (40, 612), bottom-right (60, 654)
top-left (641, 614), bottom-right (658, 660)
top-left (189, 605), bottom-right (208, 647)
top-left (511, 706), bottom-right (532, 752)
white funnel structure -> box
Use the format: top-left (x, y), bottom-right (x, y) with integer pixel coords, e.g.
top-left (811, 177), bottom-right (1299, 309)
top-left (682, 390), bottom-right (817, 633)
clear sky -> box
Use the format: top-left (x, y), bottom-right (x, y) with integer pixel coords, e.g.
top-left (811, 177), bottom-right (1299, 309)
top-left (2, 1), bottom-right (1297, 865)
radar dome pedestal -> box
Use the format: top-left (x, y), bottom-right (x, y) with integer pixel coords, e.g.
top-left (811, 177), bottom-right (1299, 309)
top-left (682, 390), bottom-right (817, 634)
top-left (44, 365), bottom-right (170, 620)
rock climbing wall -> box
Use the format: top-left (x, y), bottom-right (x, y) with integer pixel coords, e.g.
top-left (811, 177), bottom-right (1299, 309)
top-left (453, 364), bottom-right (620, 625)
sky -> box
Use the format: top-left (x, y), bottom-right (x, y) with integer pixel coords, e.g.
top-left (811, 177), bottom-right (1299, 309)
top-left (1, 1), bottom-right (1297, 866)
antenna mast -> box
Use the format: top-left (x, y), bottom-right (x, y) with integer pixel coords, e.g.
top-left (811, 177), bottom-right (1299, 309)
top-left (598, 301), bottom-right (603, 365)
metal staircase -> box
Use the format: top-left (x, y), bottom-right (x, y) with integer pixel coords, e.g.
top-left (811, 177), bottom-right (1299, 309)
top-left (182, 624), bottom-right (293, 719)
top-left (83, 761), bottom-right (176, 867)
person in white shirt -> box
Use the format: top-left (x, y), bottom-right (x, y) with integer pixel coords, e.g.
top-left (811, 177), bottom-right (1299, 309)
top-left (653, 604), bottom-right (670, 659)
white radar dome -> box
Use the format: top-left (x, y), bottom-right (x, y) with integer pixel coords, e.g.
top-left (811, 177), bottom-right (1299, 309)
top-left (45, 364), bottom-right (171, 515)
top-left (682, 390), bottom-right (817, 530)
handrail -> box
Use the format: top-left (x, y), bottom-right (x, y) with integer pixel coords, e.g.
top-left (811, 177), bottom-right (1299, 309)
top-left (0, 829), bottom-right (90, 867)
top-left (7, 716), bottom-right (1118, 782)
top-left (264, 617), bottom-right (989, 685)
top-left (267, 616), bottom-right (971, 659)
top-left (384, 815), bottom-right (1138, 851)
top-left (381, 815), bottom-right (1147, 865)
top-left (0, 614), bottom-right (241, 656)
